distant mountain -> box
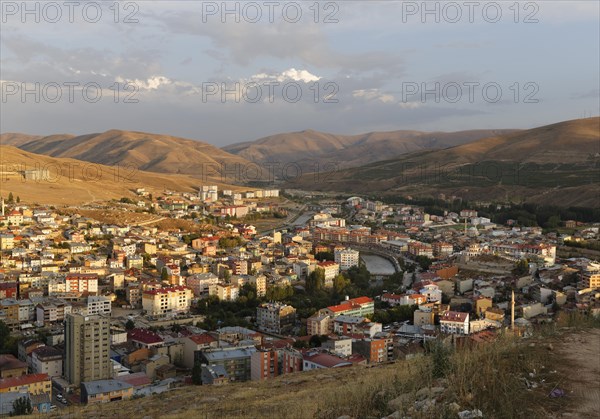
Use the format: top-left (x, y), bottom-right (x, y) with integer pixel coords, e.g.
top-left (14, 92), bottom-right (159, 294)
top-left (0, 145), bottom-right (238, 205)
top-left (16, 130), bottom-right (251, 177)
top-left (0, 133), bottom-right (44, 147)
top-left (287, 118), bottom-right (600, 207)
top-left (223, 128), bottom-right (519, 170)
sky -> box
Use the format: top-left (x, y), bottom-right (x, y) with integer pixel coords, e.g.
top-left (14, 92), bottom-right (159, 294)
top-left (1, 0), bottom-right (599, 146)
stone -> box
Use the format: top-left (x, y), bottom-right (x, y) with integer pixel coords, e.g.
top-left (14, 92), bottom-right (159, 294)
top-left (383, 411), bottom-right (402, 419)
top-left (448, 402), bottom-right (461, 412)
top-left (430, 387), bottom-right (446, 396)
top-left (387, 393), bottom-right (411, 410)
top-left (415, 387), bottom-right (431, 401)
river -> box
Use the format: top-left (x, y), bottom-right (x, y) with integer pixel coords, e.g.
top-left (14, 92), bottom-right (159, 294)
top-left (361, 254), bottom-right (396, 275)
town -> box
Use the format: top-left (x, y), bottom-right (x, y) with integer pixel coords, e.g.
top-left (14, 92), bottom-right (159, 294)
top-left (0, 185), bottom-right (599, 415)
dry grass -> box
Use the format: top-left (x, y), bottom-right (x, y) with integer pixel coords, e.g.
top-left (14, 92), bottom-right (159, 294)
top-left (41, 320), bottom-right (599, 419)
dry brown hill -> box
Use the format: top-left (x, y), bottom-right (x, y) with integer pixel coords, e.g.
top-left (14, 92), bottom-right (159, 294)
top-left (287, 118), bottom-right (600, 207)
top-left (0, 146), bottom-right (237, 205)
top-left (17, 130), bottom-right (251, 176)
top-left (223, 128), bottom-right (518, 169)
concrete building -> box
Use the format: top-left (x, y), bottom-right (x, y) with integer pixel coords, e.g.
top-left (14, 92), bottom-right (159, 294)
top-left (256, 303), bottom-right (296, 334)
top-left (334, 248), bottom-right (360, 271)
top-left (141, 286), bottom-right (192, 316)
top-left (80, 379), bottom-right (133, 404)
top-left (250, 349), bottom-right (279, 381)
top-left (439, 311), bottom-right (469, 335)
top-left (65, 314), bottom-right (112, 386)
top-left (30, 346), bottom-right (63, 378)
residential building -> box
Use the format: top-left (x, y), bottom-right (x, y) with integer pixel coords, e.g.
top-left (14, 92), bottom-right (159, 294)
top-left (353, 338), bottom-right (388, 364)
top-left (250, 349), bottom-right (279, 381)
top-left (186, 273), bottom-right (218, 298)
top-left (65, 314), bottom-right (112, 386)
top-left (317, 261), bottom-right (340, 288)
top-left (256, 303), bottom-right (296, 334)
top-left (323, 297), bottom-right (375, 318)
top-left (36, 300), bottom-right (72, 326)
top-left (80, 379), bottom-right (133, 404)
top-left (306, 314), bottom-right (331, 336)
top-left (302, 352), bottom-right (352, 370)
top-left (141, 286), bottom-right (192, 316)
top-left (440, 311), bottom-right (469, 335)
top-left (197, 346), bottom-right (256, 382)
top-left (0, 373), bottom-right (51, 396)
top-left (86, 296), bottom-right (112, 316)
top-left (322, 336), bottom-right (352, 357)
top-left (181, 334), bottom-right (218, 368)
top-left (30, 346), bottom-right (62, 378)
top-left (0, 355), bottom-right (27, 379)
top-left (65, 274), bottom-right (98, 295)
top-left (334, 248), bottom-right (360, 270)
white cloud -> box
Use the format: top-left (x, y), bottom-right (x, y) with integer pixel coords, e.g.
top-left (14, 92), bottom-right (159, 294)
top-left (251, 68), bottom-right (321, 83)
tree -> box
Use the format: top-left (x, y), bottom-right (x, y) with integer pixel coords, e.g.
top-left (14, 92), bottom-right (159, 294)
top-left (306, 269), bottom-right (325, 294)
top-left (15, 196), bottom-right (20, 203)
top-left (333, 274), bottom-right (350, 295)
top-left (309, 335), bottom-right (323, 347)
top-left (415, 255), bottom-right (432, 271)
top-left (7, 192), bottom-right (14, 203)
top-left (161, 267), bottom-right (169, 282)
top-left (191, 363), bottom-right (202, 385)
top-left (11, 396), bottom-right (32, 416)
top-left (512, 259), bottom-right (529, 276)
top-left (125, 319), bottom-right (135, 330)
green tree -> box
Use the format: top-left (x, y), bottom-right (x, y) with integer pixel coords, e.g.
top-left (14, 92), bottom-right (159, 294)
top-left (333, 274), bottom-right (350, 295)
top-left (306, 269), bottom-right (325, 294)
top-left (7, 192), bottom-right (14, 203)
top-left (11, 396), bottom-right (32, 416)
top-left (191, 363), bottom-right (202, 385)
top-left (415, 255), bottom-right (432, 271)
top-left (15, 196), bottom-right (20, 203)
top-left (512, 259), bottom-right (529, 276)
top-left (125, 319), bottom-right (135, 330)
top-left (161, 267), bottom-right (169, 281)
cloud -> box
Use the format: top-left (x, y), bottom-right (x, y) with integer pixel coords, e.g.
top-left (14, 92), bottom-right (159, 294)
top-left (252, 68), bottom-right (321, 83)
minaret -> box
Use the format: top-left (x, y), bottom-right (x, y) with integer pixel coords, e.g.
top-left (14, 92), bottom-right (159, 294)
top-left (1, 198), bottom-right (4, 216)
top-left (511, 290), bottom-right (515, 330)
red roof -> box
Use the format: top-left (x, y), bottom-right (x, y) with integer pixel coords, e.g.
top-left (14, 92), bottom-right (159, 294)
top-left (327, 296), bottom-right (374, 313)
top-left (318, 261), bottom-right (338, 267)
top-left (303, 353), bottom-right (352, 368)
top-left (0, 373), bottom-right (49, 389)
top-left (143, 286), bottom-right (190, 295)
top-left (127, 328), bottom-right (164, 345)
top-left (441, 311), bottom-right (469, 322)
top-left (115, 372), bottom-right (152, 387)
top-left (188, 333), bottom-right (216, 345)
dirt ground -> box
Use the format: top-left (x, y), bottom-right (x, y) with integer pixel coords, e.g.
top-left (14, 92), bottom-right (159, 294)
top-left (555, 328), bottom-right (600, 418)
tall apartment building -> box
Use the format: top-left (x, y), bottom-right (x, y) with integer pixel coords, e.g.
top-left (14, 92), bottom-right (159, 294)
top-left (65, 314), bottom-right (111, 386)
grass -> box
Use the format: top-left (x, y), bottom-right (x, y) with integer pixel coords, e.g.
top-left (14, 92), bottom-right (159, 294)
top-left (41, 318), bottom-right (599, 419)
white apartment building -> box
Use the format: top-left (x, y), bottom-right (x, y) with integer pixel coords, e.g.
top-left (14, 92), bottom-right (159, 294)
top-left (142, 286), bottom-right (193, 316)
top-left (334, 248), bottom-right (360, 270)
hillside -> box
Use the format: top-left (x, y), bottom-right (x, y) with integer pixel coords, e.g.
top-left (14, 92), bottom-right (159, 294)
top-left (16, 130), bottom-right (251, 176)
top-left (0, 133), bottom-right (44, 147)
top-left (0, 146), bottom-right (236, 205)
top-left (287, 118), bottom-right (600, 207)
top-left (223, 128), bottom-right (518, 170)
top-left (40, 324), bottom-right (600, 419)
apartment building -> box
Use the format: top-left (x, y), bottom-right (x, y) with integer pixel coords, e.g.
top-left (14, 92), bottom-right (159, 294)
top-left (334, 248), bottom-right (360, 270)
top-left (142, 286), bottom-right (192, 316)
top-left (250, 349), bottom-right (279, 381)
top-left (64, 314), bottom-right (112, 386)
top-left (256, 303), bottom-right (296, 334)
